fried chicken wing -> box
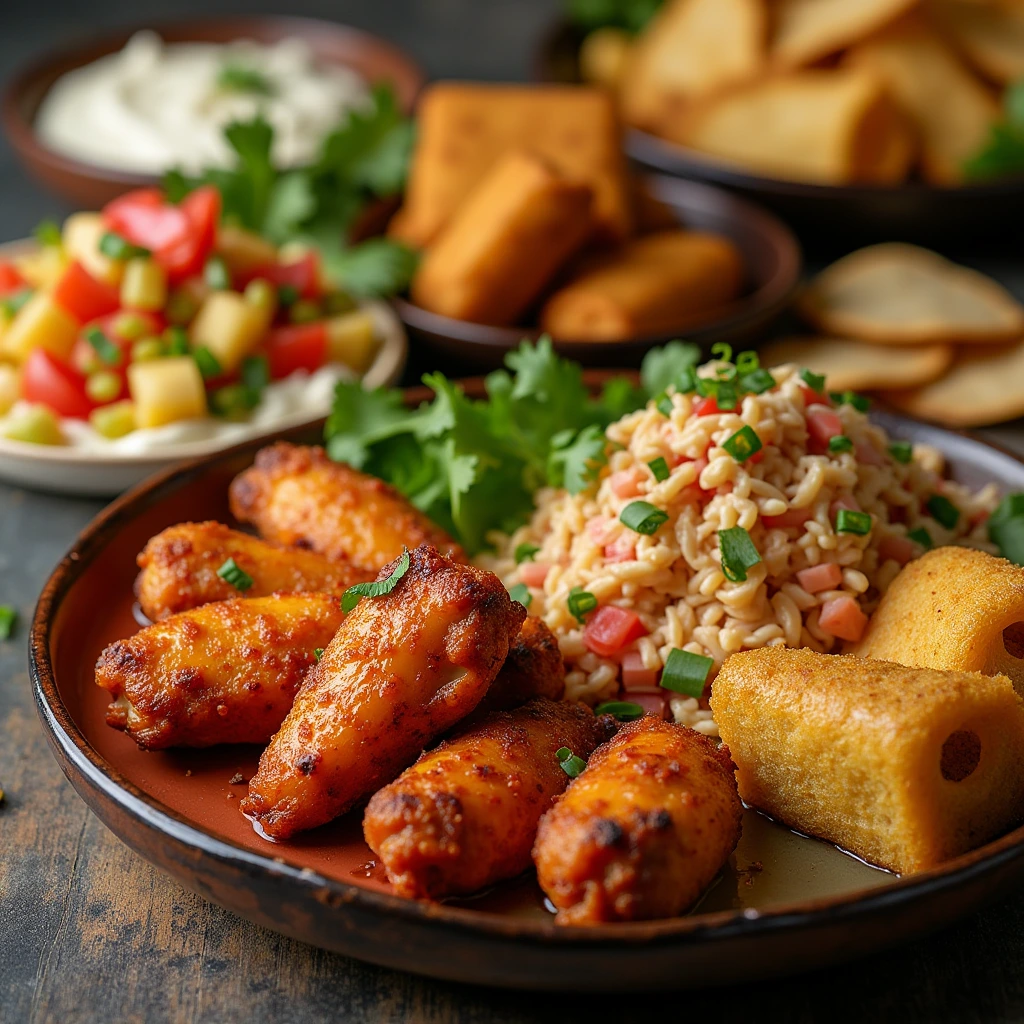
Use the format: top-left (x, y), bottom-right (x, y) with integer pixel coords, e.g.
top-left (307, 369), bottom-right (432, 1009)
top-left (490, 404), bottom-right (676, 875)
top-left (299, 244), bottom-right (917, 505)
top-left (229, 443), bottom-right (464, 572)
top-left (533, 716), bottom-right (742, 924)
top-left (363, 697), bottom-right (609, 899)
top-left (136, 520), bottom-right (370, 621)
top-left (96, 594), bottom-right (345, 750)
top-left (240, 545), bottom-right (524, 839)
top-left (476, 616), bottom-right (566, 715)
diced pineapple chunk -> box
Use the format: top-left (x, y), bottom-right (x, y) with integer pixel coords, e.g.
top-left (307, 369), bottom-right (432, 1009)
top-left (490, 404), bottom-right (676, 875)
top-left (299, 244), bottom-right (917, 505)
top-left (62, 212), bottom-right (124, 286)
top-left (3, 405), bottom-right (63, 445)
top-left (90, 400), bottom-right (137, 439)
top-left (0, 364), bottom-right (20, 415)
top-left (2, 292), bottom-right (79, 363)
top-left (189, 291), bottom-right (268, 373)
top-left (215, 225), bottom-right (277, 276)
top-left (128, 357), bottom-right (206, 429)
top-left (325, 310), bottom-right (379, 373)
top-left (14, 246), bottom-right (67, 291)
top-left (121, 258), bottom-right (167, 311)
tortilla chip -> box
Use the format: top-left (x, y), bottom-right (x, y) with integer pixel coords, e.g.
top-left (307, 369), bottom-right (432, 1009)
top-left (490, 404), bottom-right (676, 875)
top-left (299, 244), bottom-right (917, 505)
top-left (881, 341), bottom-right (1024, 426)
top-left (620, 0), bottom-right (767, 131)
top-left (844, 17), bottom-right (999, 184)
top-left (663, 68), bottom-right (914, 184)
top-left (798, 244), bottom-right (1024, 345)
top-left (761, 336), bottom-right (954, 391)
top-left (930, 0), bottom-right (1024, 83)
top-left (771, 0), bottom-right (920, 67)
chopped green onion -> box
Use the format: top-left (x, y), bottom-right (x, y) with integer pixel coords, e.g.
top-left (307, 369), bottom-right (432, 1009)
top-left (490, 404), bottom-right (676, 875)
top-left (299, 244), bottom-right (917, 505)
top-left (927, 494), bottom-right (960, 529)
top-left (85, 326), bottom-right (122, 366)
top-left (514, 543), bottom-right (540, 564)
top-left (718, 526), bottom-right (762, 582)
top-left (210, 384), bottom-right (258, 419)
top-left (342, 548), bottom-right (410, 613)
top-left (908, 527), bottom-right (933, 549)
top-left (204, 256), bottom-right (231, 291)
top-left (508, 583), bottom-right (532, 608)
top-left (193, 346), bottom-right (222, 379)
top-left (660, 648), bottom-right (713, 698)
top-left (716, 380), bottom-right (738, 410)
top-left (313, 647), bottom-right (324, 662)
top-left (277, 284), bottom-right (299, 306)
top-left (722, 425), bottom-right (763, 463)
top-left (593, 700), bottom-right (646, 721)
top-left (163, 326), bottom-right (190, 355)
top-left (739, 368), bottom-right (776, 394)
top-left (0, 288), bottom-right (33, 318)
top-left (217, 558), bottom-right (253, 592)
top-left (567, 586), bottom-right (598, 623)
top-left (241, 354), bottom-right (269, 394)
top-left (736, 351), bottom-right (759, 374)
top-left (289, 299), bottom-right (322, 324)
top-left (556, 747), bottom-right (587, 778)
top-left (0, 605), bottom-right (16, 640)
top-left (834, 390), bottom-right (871, 412)
top-left (648, 457), bottom-right (670, 482)
top-left (655, 392), bottom-right (673, 417)
top-left (217, 63), bottom-right (275, 95)
top-left (711, 342), bottom-right (733, 364)
top-left (889, 441), bottom-right (913, 464)
top-left (836, 509), bottom-right (872, 535)
top-left (828, 435), bottom-right (854, 454)
top-left (33, 219), bottom-right (62, 247)
top-left (800, 368), bottom-right (826, 393)
top-left (676, 366), bottom-right (698, 394)
top-left (99, 231), bottom-right (149, 260)
top-left (620, 500), bottom-right (669, 535)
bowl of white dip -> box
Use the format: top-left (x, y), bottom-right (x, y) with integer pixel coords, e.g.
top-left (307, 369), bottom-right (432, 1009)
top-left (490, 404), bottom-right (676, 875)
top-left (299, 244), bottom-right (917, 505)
top-left (2, 16), bottom-right (425, 207)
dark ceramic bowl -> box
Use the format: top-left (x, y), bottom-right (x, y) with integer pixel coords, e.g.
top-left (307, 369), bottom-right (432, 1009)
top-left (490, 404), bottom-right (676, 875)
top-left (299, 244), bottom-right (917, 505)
top-left (537, 20), bottom-right (1024, 253)
top-left (27, 377), bottom-right (1024, 991)
top-left (396, 175), bottom-right (801, 371)
top-left (2, 16), bottom-right (425, 209)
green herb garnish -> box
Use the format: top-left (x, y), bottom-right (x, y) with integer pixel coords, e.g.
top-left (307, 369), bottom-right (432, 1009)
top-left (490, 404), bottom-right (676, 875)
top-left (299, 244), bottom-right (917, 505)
top-left (990, 493), bottom-right (1024, 565)
top-left (567, 586), bottom-right (598, 623)
top-left (723, 425), bottom-right (762, 463)
top-left (648, 456), bottom-right (670, 482)
top-left (241, 354), bottom-right (269, 395)
top-left (313, 647), bottom-right (324, 662)
top-left (217, 63), bottom-right (276, 96)
top-left (0, 605), bottom-right (16, 640)
top-left (593, 700), bottom-right (646, 721)
top-left (800, 368), bottom-right (826, 393)
top-left (829, 435), bottom-right (854, 454)
top-left (204, 255), bottom-right (231, 291)
top-left (193, 346), bottom-right (222, 380)
top-left (889, 441), bottom-right (913, 464)
top-left (99, 231), bottom-right (150, 260)
top-left (514, 543), bottom-right (540, 564)
top-left (660, 648), bottom-right (713, 698)
top-left (556, 746), bottom-right (587, 778)
top-left (718, 526), bottom-right (761, 582)
top-left (740, 368), bottom-right (776, 394)
top-left (85, 326), bottom-right (122, 367)
top-left (620, 500), bottom-right (669, 535)
top-left (164, 326), bottom-right (190, 356)
top-left (341, 548), bottom-right (410, 613)
top-left (508, 583), bottom-right (532, 608)
top-left (833, 390), bottom-right (871, 413)
top-left (964, 80), bottom-right (1024, 180)
top-left (566, 0), bottom-right (661, 33)
top-left (927, 495), bottom-right (960, 530)
top-left (0, 289), bottom-right (33, 318)
top-left (908, 527), bottom-right (933, 550)
top-left (217, 558), bottom-right (253, 591)
top-left (836, 509), bottom-right (872, 535)
top-left (33, 219), bottom-right (62, 247)
top-left (655, 393), bottom-right (674, 416)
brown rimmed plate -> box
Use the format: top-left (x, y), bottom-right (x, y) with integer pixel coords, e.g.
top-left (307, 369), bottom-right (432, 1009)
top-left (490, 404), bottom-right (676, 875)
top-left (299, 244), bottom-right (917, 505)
top-left (28, 378), bottom-right (1024, 991)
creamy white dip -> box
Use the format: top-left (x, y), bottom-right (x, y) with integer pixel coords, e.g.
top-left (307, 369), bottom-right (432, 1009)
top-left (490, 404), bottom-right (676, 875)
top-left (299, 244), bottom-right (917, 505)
top-left (35, 31), bottom-right (370, 174)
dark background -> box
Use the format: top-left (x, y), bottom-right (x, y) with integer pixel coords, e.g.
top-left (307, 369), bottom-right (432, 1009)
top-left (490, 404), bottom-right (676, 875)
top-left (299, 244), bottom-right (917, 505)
top-left (5, 2), bottom-right (1024, 1022)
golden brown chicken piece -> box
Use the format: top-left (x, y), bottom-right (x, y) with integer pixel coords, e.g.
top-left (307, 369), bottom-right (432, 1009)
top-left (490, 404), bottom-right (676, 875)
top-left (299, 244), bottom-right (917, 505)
top-left (240, 545), bottom-right (525, 839)
top-left (476, 616), bottom-right (566, 715)
top-left (135, 520), bottom-right (371, 621)
top-left (96, 594), bottom-right (345, 750)
top-left (229, 443), bottom-right (464, 572)
top-left (533, 716), bottom-right (742, 925)
top-left (364, 697), bottom-right (611, 899)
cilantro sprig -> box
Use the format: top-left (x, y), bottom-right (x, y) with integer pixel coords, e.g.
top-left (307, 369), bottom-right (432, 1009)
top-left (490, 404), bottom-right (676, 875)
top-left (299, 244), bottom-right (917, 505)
top-left (964, 80), bottom-right (1024, 181)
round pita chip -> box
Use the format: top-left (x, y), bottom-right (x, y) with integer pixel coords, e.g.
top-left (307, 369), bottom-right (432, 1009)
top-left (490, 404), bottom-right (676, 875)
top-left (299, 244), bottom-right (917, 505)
top-left (880, 341), bottom-right (1024, 427)
top-left (761, 336), bottom-right (954, 391)
top-left (797, 243), bottom-right (1024, 344)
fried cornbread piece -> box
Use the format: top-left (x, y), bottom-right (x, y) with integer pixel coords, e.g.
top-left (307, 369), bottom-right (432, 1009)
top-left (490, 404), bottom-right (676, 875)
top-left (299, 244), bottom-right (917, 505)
top-left (539, 231), bottom-right (744, 342)
top-left (240, 545), bottom-right (525, 839)
top-left (96, 594), bottom-right (345, 750)
top-left (533, 717), bottom-right (742, 924)
top-left (135, 520), bottom-right (370, 621)
top-left (853, 546), bottom-right (1024, 694)
top-left (712, 648), bottom-right (1024, 874)
top-left (229, 443), bottom-right (464, 572)
top-left (364, 697), bottom-right (610, 899)
top-left (388, 83), bottom-right (632, 247)
top-left (410, 151), bottom-right (593, 326)
top-left (476, 617), bottom-right (566, 715)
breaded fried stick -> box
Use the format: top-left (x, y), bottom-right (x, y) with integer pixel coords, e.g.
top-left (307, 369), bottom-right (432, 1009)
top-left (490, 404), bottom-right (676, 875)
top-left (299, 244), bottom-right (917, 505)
top-left (229, 443), bottom-right (464, 572)
top-left (364, 697), bottom-right (611, 899)
top-left (136, 520), bottom-right (370, 621)
top-left (240, 545), bottom-right (525, 839)
top-left (533, 716), bottom-right (742, 924)
top-left (476, 616), bottom-right (566, 715)
top-left (96, 594), bottom-right (345, 750)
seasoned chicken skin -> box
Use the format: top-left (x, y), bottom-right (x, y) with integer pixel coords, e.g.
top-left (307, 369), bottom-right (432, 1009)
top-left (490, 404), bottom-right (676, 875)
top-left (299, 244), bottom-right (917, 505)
top-left (364, 697), bottom-right (610, 899)
top-left (96, 594), bottom-right (345, 750)
top-left (229, 443), bottom-right (464, 572)
top-left (240, 545), bottom-right (524, 839)
top-left (533, 716), bottom-right (742, 924)
top-left (136, 520), bottom-right (370, 621)
top-left (476, 616), bottom-right (566, 715)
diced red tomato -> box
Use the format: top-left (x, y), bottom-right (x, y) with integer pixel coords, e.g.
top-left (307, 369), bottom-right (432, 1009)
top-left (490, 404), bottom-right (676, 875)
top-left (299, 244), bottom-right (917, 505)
top-left (586, 517), bottom-right (611, 544)
top-left (519, 562), bottom-right (551, 588)
top-left (806, 407), bottom-right (844, 451)
top-left (796, 562), bottom-right (843, 594)
top-left (239, 252), bottom-right (322, 300)
top-left (798, 385), bottom-right (829, 409)
top-left (0, 262), bottom-right (26, 296)
top-left (621, 650), bottom-right (660, 690)
top-left (692, 456), bottom-right (710, 488)
top-left (629, 693), bottom-right (667, 718)
top-left (262, 322), bottom-right (328, 379)
top-left (693, 396), bottom-right (720, 417)
top-left (877, 534), bottom-right (915, 566)
top-left (855, 441), bottom-right (886, 467)
top-left (52, 262), bottom-right (121, 324)
top-left (603, 535), bottom-right (636, 563)
top-left (609, 468), bottom-right (644, 499)
top-left (20, 349), bottom-right (96, 419)
top-left (762, 507), bottom-right (812, 529)
top-left (830, 495), bottom-right (860, 517)
top-left (583, 606), bottom-right (648, 657)
top-left (818, 595), bottom-right (868, 643)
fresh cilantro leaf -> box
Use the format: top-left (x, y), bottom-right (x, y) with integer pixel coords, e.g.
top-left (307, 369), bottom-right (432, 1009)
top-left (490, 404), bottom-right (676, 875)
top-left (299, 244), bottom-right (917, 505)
top-left (324, 238), bottom-right (418, 297)
top-left (262, 171), bottom-right (317, 244)
top-left (549, 424), bottom-right (608, 494)
top-left (598, 376), bottom-right (647, 422)
top-left (640, 340), bottom-right (701, 397)
top-left (964, 80), bottom-right (1024, 181)
top-left (324, 381), bottom-right (414, 467)
top-left (567, 0), bottom-right (662, 33)
top-left (217, 64), bottom-right (275, 96)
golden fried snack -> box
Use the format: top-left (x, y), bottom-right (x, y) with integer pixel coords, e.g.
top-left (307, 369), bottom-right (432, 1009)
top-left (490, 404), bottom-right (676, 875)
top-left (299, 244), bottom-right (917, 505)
top-left (387, 83), bottom-right (632, 247)
top-left (229, 443), bottom-right (463, 572)
top-left (476, 616), bottom-right (566, 714)
top-left (364, 697), bottom-right (609, 899)
top-left (533, 717), bottom-right (742, 924)
top-left (931, 0), bottom-right (1024, 85)
top-left (96, 594), bottom-right (345, 750)
top-left (539, 230), bottom-right (743, 342)
top-left (712, 647), bottom-right (1024, 874)
top-left (410, 151), bottom-right (593, 326)
top-left (240, 545), bottom-right (526, 839)
top-left (853, 546), bottom-right (1024, 694)
top-left (135, 520), bottom-right (370, 621)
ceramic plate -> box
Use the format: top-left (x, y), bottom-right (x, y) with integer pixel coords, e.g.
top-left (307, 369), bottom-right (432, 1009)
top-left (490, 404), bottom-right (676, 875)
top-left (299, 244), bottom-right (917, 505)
top-left (28, 381), bottom-right (1024, 990)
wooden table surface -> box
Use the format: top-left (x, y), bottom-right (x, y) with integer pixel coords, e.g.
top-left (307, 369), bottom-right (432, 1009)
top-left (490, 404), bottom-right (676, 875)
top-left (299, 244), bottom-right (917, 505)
top-left (7, 1), bottom-right (1024, 1020)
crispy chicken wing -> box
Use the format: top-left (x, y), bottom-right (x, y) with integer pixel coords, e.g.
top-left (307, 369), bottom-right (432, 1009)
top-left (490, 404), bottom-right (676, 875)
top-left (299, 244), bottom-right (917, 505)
top-left (533, 716), bottom-right (742, 924)
top-left (229, 443), bottom-right (464, 572)
top-left (135, 520), bottom-right (370, 621)
top-left (96, 594), bottom-right (345, 750)
top-left (240, 545), bottom-right (524, 839)
top-left (476, 616), bottom-right (566, 715)
top-left (364, 697), bottom-right (610, 899)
